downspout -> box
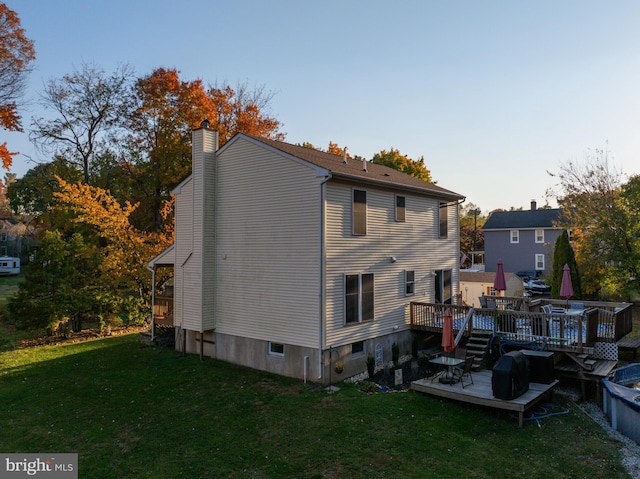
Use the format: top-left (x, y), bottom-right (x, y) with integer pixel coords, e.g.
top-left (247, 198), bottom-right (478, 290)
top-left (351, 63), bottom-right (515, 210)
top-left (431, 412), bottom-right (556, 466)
top-left (318, 174), bottom-right (332, 381)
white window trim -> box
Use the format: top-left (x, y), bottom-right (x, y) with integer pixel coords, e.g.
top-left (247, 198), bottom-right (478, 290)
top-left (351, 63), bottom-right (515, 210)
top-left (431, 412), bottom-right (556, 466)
top-left (405, 270), bottom-right (415, 297)
top-left (439, 202), bottom-right (448, 238)
top-left (395, 195), bottom-right (406, 222)
top-left (345, 273), bottom-right (374, 324)
top-left (268, 342), bottom-right (285, 357)
top-left (535, 229), bottom-right (544, 243)
top-left (535, 254), bottom-right (545, 271)
top-left (510, 230), bottom-right (519, 244)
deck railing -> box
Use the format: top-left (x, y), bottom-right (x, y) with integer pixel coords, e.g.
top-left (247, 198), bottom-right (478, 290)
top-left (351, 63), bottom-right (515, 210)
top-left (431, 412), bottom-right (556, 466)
top-left (409, 300), bottom-right (632, 352)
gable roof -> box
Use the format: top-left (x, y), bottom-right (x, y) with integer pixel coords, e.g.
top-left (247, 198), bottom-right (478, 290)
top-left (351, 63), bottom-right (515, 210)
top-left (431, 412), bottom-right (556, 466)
top-left (222, 134), bottom-right (464, 202)
top-left (460, 271), bottom-right (519, 283)
top-left (482, 208), bottom-right (563, 230)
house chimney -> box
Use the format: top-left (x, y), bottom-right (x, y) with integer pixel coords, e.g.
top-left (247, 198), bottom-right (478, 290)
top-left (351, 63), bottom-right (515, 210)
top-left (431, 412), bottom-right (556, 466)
top-left (531, 199), bottom-right (537, 211)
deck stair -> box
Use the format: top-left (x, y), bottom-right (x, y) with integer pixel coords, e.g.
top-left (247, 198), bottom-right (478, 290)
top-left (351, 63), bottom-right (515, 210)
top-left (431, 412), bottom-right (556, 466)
top-left (566, 352), bottom-right (596, 371)
top-left (465, 329), bottom-right (493, 370)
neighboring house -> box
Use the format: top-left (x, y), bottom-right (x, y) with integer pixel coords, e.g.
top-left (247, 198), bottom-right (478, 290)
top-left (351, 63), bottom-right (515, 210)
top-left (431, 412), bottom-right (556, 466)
top-left (148, 123), bottom-right (464, 383)
top-left (0, 217), bottom-right (27, 258)
top-left (459, 271), bottom-right (524, 307)
top-left (482, 201), bottom-right (563, 278)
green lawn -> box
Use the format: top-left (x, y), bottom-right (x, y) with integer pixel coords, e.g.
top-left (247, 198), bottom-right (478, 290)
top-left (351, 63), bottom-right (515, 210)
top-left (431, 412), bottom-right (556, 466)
top-left (0, 333), bottom-right (631, 479)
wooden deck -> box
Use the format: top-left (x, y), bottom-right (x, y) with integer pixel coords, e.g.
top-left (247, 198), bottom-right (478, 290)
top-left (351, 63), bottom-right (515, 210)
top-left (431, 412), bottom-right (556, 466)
top-left (410, 370), bottom-right (558, 427)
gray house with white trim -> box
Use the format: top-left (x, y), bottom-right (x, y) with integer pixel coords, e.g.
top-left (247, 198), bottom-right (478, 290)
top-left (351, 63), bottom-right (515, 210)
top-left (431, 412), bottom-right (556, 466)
top-left (482, 201), bottom-right (563, 278)
top-left (149, 124), bottom-right (464, 383)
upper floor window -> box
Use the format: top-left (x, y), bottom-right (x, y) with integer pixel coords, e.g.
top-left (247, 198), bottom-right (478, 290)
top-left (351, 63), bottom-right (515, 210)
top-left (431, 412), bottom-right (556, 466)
top-left (405, 270), bottom-right (415, 296)
top-left (535, 229), bottom-right (544, 243)
top-left (395, 195), bottom-right (406, 222)
top-left (345, 273), bottom-right (374, 324)
top-left (439, 202), bottom-right (448, 238)
top-left (353, 189), bottom-right (367, 235)
top-left (535, 254), bottom-right (545, 270)
top-left (510, 230), bottom-right (519, 243)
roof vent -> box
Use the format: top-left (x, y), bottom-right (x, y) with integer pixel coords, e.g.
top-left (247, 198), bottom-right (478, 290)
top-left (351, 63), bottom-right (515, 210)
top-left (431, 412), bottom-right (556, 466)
top-left (343, 146), bottom-right (348, 164)
top-left (362, 157), bottom-right (367, 172)
top-left (531, 199), bottom-right (537, 211)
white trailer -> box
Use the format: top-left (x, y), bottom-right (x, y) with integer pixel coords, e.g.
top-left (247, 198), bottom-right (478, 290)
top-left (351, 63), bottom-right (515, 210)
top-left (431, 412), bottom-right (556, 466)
top-left (0, 256), bottom-right (20, 275)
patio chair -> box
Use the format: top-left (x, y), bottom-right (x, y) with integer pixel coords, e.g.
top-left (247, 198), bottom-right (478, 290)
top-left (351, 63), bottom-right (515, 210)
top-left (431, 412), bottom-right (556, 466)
top-left (570, 302), bottom-right (585, 311)
top-left (486, 298), bottom-right (496, 309)
top-left (510, 298), bottom-right (524, 311)
top-left (452, 356), bottom-right (474, 388)
top-left (541, 304), bottom-right (553, 315)
top-left (454, 347), bottom-right (467, 359)
top-left (479, 296), bottom-right (487, 308)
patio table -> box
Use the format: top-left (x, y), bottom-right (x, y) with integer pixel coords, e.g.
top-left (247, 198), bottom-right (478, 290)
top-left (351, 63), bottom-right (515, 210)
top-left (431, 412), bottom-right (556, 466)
top-left (429, 356), bottom-right (465, 384)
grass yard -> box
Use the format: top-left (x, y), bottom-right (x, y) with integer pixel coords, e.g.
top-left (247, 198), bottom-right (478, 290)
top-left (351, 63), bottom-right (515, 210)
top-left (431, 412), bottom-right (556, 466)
top-left (0, 333), bottom-right (633, 479)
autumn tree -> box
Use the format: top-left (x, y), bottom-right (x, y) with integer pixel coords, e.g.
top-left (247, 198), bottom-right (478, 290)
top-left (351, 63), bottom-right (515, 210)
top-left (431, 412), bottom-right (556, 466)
top-left (123, 68), bottom-right (284, 232)
top-left (370, 148), bottom-right (433, 182)
top-left (30, 63), bottom-right (133, 183)
top-left (7, 157), bottom-right (82, 226)
top-left (0, 3), bottom-right (35, 168)
top-left (53, 177), bottom-right (173, 296)
top-left (459, 203), bottom-right (485, 266)
top-left (549, 147), bottom-right (639, 298)
top-left (207, 82), bottom-right (284, 145)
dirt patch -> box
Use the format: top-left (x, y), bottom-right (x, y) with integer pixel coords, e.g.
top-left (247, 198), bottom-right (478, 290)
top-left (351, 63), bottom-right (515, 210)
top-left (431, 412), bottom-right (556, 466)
top-left (17, 325), bottom-right (144, 349)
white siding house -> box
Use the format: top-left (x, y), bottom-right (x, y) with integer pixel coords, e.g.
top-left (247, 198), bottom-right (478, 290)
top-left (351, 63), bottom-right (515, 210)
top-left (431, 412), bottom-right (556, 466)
top-left (149, 124), bottom-right (465, 383)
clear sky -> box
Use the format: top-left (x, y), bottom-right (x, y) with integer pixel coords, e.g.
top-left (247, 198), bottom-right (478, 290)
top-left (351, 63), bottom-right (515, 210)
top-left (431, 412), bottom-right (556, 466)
top-left (4, 0), bottom-right (640, 213)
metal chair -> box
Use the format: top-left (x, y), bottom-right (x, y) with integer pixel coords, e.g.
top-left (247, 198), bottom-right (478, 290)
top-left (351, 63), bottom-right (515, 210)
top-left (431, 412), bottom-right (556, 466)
top-left (453, 356), bottom-right (474, 388)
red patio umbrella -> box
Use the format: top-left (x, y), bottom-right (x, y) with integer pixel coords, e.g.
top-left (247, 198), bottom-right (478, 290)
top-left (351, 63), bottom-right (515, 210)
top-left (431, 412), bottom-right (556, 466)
top-left (493, 260), bottom-right (507, 296)
top-left (560, 263), bottom-right (574, 305)
top-left (441, 308), bottom-right (456, 353)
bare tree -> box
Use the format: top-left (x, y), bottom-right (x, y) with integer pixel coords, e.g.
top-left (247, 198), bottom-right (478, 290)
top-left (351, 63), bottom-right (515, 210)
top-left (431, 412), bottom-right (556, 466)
top-left (30, 62), bottom-right (133, 183)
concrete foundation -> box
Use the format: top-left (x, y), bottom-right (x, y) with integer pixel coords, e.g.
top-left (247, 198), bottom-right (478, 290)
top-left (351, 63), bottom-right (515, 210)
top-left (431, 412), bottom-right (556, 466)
top-left (176, 327), bottom-right (415, 385)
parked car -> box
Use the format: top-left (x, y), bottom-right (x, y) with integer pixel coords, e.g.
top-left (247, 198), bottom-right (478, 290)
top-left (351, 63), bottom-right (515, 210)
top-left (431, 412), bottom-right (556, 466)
top-left (524, 279), bottom-right (551, 294)
top-left (516, 270), bottom-right (540, 281)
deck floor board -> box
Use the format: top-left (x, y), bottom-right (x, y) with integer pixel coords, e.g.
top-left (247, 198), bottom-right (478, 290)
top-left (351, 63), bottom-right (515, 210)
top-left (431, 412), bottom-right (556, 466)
top-left (410, 370), bottom-right (558, 426)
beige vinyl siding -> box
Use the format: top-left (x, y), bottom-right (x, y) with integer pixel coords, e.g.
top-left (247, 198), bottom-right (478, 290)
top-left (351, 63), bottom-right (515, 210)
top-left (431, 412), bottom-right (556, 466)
top-left (213, 137), bottom-right (322, 348)
top-left (173, 177), bottom-right (194, 329)
top-left (324, 181), bottom-right (460, 347)
top-left (201, 131), bottom-right (217, 331)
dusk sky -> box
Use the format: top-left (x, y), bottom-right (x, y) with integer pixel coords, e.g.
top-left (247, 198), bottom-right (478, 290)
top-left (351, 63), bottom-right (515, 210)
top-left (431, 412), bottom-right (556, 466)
top-left (5, 1), bottom-right (640, 213)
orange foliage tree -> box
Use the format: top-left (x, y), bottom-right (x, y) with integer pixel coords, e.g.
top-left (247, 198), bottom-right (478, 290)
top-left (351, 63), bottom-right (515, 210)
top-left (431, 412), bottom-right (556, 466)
top-left (53, 176), bottom-right (173, 297)
top-left (0, 3), bottom-right (35, 168)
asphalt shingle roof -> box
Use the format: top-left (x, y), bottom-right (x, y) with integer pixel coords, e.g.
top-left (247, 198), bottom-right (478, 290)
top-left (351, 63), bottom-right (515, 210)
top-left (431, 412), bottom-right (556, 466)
top-left (482, 209), bottom-right (563, 230)
top-left (237, 134), bottom-right (464, 201)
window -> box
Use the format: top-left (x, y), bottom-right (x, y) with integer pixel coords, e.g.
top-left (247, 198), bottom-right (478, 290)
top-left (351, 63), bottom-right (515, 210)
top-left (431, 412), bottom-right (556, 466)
top-left (353, 189), bottom-right (367, 235)
top-left (510, 230), bottom-right (519, 243)
top-left (535, 229), bottom-right (544, 243)
top-left (345, 273), bottom-right (374, 324)
top-left (435, 269), bottom-right (452, 304)
top-left (268, 342), bottom-right (284, 356)
top-left (395, 195), bottom-right (406, 222)
top-left (439, 202), bottom-right (448, 238)
top-left (405, 270), bottom-right (415, 296)
top-left (352, 341), bottom-right (365, 356)
top-left (0, 232), bottom-right (6, 241)
top-left (535, 254), bottom-right (545, 271)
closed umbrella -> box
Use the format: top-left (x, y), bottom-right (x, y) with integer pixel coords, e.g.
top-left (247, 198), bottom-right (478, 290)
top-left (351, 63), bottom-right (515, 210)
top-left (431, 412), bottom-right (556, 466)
top-left (494, 260), bottom-right (507, 296)
top-left (441, 308), bottom-right (456, 353)
top-left (560, 263), bottom-right (574, 306)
